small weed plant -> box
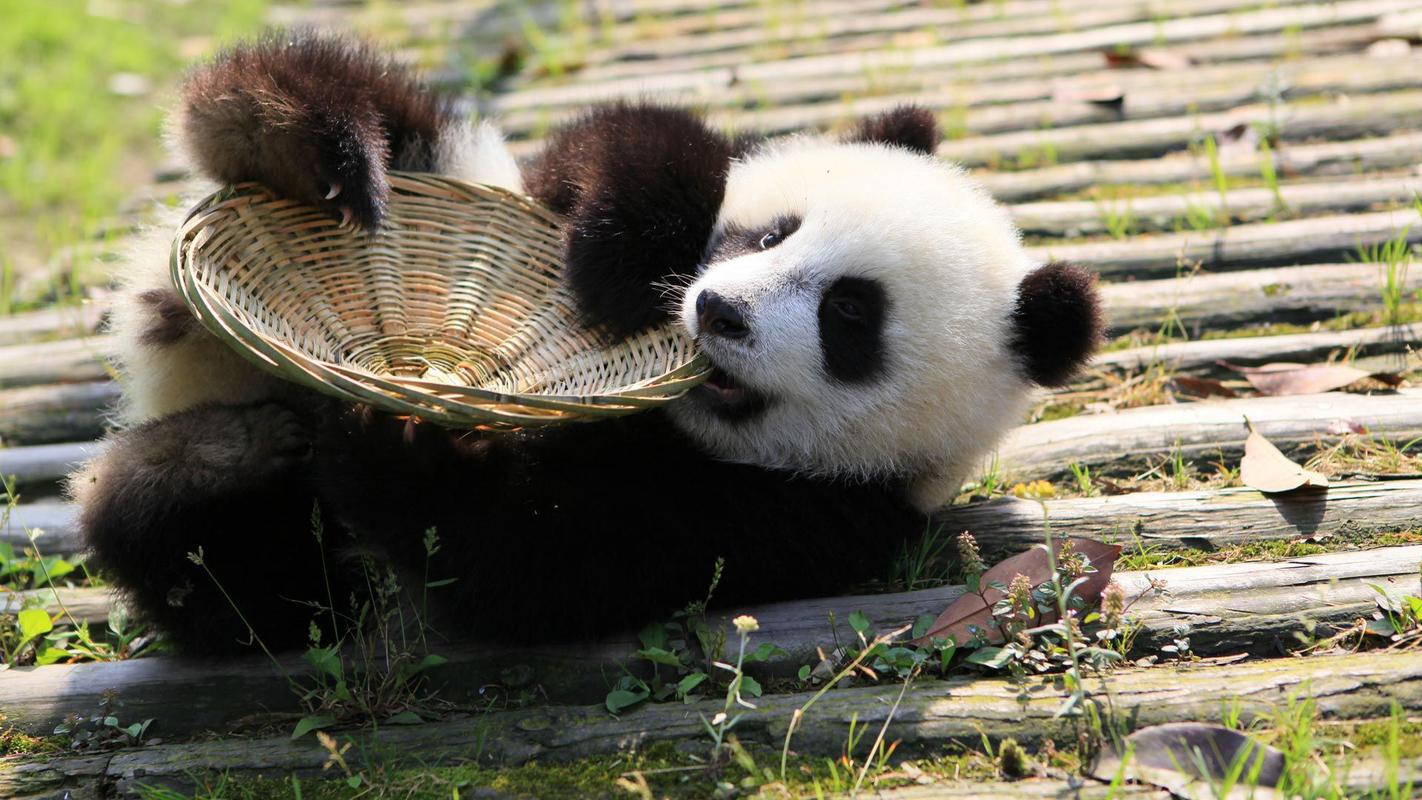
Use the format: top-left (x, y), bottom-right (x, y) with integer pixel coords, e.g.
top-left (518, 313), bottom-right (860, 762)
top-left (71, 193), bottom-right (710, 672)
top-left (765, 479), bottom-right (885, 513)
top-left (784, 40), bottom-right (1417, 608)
top-left (188, 509), bottom-right (455, 740)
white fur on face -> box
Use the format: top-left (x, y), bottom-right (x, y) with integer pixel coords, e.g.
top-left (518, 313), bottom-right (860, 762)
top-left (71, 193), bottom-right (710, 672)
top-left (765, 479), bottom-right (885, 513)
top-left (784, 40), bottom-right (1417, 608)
top-left (670, 138), bottom-right (1040, 510)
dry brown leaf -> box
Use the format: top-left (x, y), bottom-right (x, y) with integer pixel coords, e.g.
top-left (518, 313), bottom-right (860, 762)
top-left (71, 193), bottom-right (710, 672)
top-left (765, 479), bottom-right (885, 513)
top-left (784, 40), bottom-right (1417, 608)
top-left (1220, 361), bottom-right (1400, 395)
top-left (1240, 418), bottom-right (1328, 493)
top-left (1171, 375), bottom-right (1238, 399)
top-left (913, 537), bottom-right (1121, 646)
top-left (1101, 48), bottom-right (1192, 70)
top-left (1052, 81), bottom-right (1125, 107)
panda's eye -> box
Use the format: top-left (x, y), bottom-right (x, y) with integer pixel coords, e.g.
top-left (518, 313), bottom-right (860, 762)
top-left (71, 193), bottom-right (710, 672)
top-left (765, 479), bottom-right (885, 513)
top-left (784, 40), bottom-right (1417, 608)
top-left (831, 297), bottom-right (864, 321)
top-left (753, 214), bottom-right (801, 252)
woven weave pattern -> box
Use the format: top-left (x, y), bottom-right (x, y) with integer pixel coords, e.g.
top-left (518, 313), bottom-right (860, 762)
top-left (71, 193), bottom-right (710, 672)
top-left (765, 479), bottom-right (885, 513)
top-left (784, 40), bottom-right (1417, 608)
top-left (171, 172), bottom-right (709, 429)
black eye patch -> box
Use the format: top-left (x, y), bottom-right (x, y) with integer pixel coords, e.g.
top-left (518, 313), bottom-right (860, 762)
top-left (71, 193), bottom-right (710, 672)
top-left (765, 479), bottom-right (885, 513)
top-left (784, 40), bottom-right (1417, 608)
top-left (705, 214), bottom-right (802, 264)
top-left (818, 277), bottom-right (888, 384)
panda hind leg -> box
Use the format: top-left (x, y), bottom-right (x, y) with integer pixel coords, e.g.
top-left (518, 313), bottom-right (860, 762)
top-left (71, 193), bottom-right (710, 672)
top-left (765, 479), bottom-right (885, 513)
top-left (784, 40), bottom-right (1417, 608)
top-left (72, 401), bottom-right (348, 654)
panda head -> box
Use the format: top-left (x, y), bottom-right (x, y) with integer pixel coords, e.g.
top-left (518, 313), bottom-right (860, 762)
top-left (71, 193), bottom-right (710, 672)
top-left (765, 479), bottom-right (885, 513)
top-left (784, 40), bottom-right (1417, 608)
top-left (664, 117), bottom-right (1099, 510)
top-left (548, 104), bottom-right (1103, 510)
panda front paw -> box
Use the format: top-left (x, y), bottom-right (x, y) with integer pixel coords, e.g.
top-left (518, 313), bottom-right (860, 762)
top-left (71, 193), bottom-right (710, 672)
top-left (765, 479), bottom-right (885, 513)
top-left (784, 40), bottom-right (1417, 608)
top-left (179, 403), bottom-right (313, 480)
top-left (178, 32), bottom-right (455, 230)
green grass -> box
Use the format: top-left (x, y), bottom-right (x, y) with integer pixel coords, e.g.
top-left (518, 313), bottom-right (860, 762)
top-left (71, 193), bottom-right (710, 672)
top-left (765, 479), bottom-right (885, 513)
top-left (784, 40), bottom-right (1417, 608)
top-left (0, 0), bottom-right (269, 312)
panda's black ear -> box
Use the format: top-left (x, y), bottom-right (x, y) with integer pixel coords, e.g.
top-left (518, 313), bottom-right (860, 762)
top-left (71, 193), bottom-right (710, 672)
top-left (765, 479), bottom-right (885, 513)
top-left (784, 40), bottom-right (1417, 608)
top-left (523, 102), bottom-right (733, 337)
top-left (843, 105), bottom-right (939, 155)
top-left (1010, 262), bottom-right (1103, 387)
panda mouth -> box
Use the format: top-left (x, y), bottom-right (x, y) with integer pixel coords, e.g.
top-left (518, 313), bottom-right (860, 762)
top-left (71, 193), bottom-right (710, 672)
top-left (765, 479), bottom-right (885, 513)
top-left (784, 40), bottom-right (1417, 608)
top-left (690, 367), bottom-right (771, 420)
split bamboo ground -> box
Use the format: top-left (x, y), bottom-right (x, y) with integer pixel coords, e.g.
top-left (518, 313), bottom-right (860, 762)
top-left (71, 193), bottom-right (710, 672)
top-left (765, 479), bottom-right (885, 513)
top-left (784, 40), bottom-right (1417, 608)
top-left (4, 0), bottom-right (1422, 796)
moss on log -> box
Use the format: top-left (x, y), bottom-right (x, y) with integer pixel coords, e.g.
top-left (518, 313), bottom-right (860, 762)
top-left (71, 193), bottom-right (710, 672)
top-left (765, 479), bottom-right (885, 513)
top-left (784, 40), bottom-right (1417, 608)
top-left (4, 545), bottom-right (1417, 740)
top-left (4, 651), bottom-right (1420, 797)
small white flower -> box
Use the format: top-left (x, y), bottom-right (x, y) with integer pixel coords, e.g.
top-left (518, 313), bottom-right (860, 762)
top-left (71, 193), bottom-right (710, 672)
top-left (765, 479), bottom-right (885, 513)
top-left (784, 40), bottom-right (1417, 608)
top-left (733, 615), bottom-right (759, 634)
top-left (711, 712), bottom-right (727, 726)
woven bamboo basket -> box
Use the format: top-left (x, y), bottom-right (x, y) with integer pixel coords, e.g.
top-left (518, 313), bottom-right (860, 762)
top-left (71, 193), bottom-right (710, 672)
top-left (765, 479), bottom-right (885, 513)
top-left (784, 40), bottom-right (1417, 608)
top-left (171, 172), bottom-right (710, 430)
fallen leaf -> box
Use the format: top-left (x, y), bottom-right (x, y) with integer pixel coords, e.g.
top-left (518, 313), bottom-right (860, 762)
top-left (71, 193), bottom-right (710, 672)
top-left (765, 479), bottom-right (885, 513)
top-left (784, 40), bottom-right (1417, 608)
top-left (1052, 81), bottom-right (1125, 108)
top-left (1091, 722), bottom-right (1285, 799)
top-left (1102, 48), bottom-right (1192, 70)
top-left (912, 537), bottom-right (1121, 647)
top-left (1171, 375), bottom-right (1238, 399)
top-left (1219, 362), bottom-right (1402, 396)
top-left (1240, 418), bottom-right (1328, 493)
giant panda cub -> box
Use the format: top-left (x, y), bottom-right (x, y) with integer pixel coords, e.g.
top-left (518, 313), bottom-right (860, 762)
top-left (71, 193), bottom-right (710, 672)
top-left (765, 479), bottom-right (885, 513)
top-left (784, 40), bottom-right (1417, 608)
top-left (73, 32), bottom-right (1103, 654)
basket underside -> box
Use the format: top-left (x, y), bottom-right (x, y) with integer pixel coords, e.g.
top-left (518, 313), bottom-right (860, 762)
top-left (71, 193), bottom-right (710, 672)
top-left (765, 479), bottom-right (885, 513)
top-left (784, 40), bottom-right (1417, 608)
top-left (171, 173), bottom-right (709, 429)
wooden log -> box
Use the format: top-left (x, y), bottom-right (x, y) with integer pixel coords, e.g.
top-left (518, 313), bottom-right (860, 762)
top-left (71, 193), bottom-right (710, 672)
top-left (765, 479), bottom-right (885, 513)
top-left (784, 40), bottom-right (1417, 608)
top-left (18, 389), bottom-right (1422, 557)
top-left (557, 0), bottom-right (1407, 86)
top-left (4, 651), bottom-right (1419, 797)
top-left (704, 49), bottom-right (1422, 141)
top-left (0, 441), bottom-right (101, 487)
top-left (491, 20), bottom-right (1377, 117)
top-left (2, 539), bottom-right (1417, 740)
top-left (980, 131), bottom-right (1422, 203)
top-left (0, 335), bottom-right (113, 389)
top-left (2, 502), bottom-right (81, 553)
top-left (940, 88), bottom-right (1422, 168)
top-left (1, 264), bottom-right (1404, 456)
top-left (1031, 209), bottom-right (1422, 279)
top-left (947, 479), bottom-right (1422, 554)
top-left (1095, 324), bottom-right (1422, 375)
top-left (0, 381), bottom-right (117, 447)
top-left (497, 0), bottom-right (1371, 135)
top-left (1099, 262), bottom-right (1422, 334)
top-left (0, 586), bottom-right (112, 625)
top-left (0, 304), bottom-right (105, 348)
top-left (1014, 175), bottom-right (1422, 238)
top-left (561, 0), bottom-right (1305, 75)
top-left (999, 389), bottom-right (1422, 476)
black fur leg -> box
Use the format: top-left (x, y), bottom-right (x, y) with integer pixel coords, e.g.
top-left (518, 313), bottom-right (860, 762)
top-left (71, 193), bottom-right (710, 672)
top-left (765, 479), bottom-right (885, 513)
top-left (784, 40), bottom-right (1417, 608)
top-left (179, 30), bottom-right (457, 229)
top-left (1010, 262), bottom-right (1104, 387)
top-left (844, 105), bottom-right (940, 155)
top-left (75, 402), bottom-right (347, 654)
top-left (313, 407), bottom-right (925, 644)
top-left (523, 102), bottom-right (735, 336)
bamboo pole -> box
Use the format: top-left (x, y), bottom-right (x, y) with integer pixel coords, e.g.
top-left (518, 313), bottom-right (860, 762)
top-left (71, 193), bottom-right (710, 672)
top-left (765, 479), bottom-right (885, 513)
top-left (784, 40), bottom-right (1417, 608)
top-left (1031, 209), bottom-right (1422, 279)
top-left (0, 382), bottom-right (117, 447)
top-left (3, 542), bottom-right (1417, 740)
top-left (4, 650), bottom-right (1419, 796)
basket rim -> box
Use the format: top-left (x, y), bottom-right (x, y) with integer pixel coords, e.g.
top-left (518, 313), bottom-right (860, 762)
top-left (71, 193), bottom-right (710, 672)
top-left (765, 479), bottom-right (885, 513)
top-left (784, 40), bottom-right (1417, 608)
top-left (170, 173), bottom-right (711, 428)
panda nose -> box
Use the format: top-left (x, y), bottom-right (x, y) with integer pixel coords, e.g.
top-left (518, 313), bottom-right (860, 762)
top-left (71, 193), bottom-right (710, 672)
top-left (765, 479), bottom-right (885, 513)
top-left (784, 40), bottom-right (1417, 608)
top-left (696, 290), bottom-right (750, 339)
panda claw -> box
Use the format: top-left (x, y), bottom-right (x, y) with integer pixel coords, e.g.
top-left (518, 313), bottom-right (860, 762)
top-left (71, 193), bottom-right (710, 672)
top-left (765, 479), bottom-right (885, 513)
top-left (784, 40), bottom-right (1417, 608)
top-left (325, 182), bottom-right (342, 200)
top-left (339, 206), bottom-right (355, 228)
